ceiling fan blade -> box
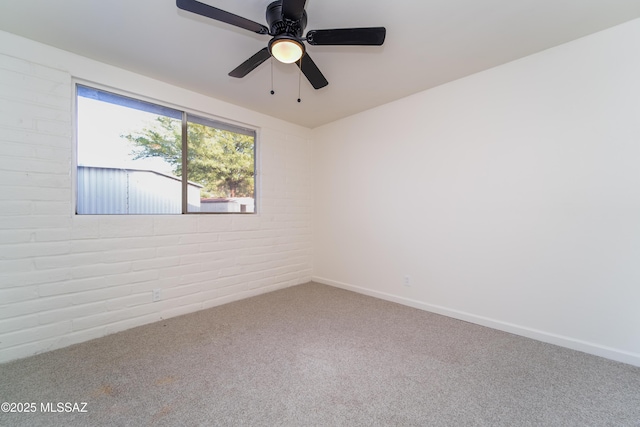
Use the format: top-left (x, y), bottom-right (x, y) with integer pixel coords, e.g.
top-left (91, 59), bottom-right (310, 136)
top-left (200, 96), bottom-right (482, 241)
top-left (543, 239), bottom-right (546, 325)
top-left (296, 53), bottom-right (328, 90)
top-left (306, 27), bottom-right (386, 46)
top-left (281, 0), bottom-right (306, 21)
top-left (177, 0), bottom-right (269, 34)
top-left (229, 48), bottom-right (271, 78)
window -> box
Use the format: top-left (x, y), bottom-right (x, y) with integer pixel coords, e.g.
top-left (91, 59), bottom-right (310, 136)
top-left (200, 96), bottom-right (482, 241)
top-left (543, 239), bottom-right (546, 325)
top-left (75, 84), bottom-right (256, 214)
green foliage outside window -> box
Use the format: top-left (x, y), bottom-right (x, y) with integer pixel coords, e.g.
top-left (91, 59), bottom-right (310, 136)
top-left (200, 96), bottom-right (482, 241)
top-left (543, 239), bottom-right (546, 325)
top-left (124, 116), bottom-right (255, 198)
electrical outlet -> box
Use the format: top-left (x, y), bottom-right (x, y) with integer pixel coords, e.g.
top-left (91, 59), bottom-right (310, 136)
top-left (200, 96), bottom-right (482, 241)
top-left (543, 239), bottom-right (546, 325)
top-left (403, 275), bottom-right (411, 287)
top-left (152, 288), bottom-right (161, 302)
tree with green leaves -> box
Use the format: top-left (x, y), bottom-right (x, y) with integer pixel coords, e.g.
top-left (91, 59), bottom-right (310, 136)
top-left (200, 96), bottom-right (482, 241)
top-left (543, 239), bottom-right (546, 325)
top-left (124, 116), bottom-right (254, 198)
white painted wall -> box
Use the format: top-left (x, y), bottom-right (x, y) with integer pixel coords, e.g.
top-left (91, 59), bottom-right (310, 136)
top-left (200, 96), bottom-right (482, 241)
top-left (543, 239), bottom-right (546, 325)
top-left (0, 30), bottom-right (312, 363)
top-left (312, 18), bottom-right (640, 366)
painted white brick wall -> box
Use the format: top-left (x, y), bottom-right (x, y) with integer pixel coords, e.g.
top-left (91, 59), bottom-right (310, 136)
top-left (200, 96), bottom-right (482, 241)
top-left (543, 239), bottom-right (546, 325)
top-left (0, 47), bottom-right (312, 363)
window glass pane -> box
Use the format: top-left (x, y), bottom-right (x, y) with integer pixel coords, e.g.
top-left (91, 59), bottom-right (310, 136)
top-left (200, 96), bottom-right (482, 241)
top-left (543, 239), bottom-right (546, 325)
top-left (76, 84), bottom-right (257, 215)
top-left (76, 86), bottom-right (183, 214)
top-left (186, 114), bottom-right (256, 213)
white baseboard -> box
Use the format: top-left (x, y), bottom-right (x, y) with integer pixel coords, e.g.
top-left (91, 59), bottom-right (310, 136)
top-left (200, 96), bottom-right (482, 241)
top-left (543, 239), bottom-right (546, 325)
top-left (311, 276), bottom-right (640, 368)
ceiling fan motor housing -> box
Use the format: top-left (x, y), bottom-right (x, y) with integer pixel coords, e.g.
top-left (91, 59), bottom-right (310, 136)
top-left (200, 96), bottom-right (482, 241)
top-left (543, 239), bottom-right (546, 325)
top-left (266, 1), bottom-right (307, 37)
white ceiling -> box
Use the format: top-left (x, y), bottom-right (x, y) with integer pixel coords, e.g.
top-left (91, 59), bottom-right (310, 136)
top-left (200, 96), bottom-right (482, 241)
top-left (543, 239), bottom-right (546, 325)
top-left (1, 0), bottom-right (640, 128)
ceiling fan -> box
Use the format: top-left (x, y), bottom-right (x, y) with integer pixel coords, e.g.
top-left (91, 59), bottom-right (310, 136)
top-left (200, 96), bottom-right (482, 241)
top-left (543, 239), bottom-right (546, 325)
top-left (176, 0), bottom-right (386, 90)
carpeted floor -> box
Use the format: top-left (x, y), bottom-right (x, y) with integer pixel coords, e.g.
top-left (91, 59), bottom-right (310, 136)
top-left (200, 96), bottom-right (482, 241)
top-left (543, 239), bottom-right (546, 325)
top-left (1, 282), bottom-right (639, 426)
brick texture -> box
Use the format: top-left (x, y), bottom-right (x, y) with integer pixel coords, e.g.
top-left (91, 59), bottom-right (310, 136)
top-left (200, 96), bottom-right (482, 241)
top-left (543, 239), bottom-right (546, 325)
top-left (0, 52), bottom-right (312, 362)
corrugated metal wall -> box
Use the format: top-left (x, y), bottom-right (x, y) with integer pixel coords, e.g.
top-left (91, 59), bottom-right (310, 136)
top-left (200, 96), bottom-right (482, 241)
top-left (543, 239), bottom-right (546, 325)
top-left (77, 166), bottom-right (199, 214)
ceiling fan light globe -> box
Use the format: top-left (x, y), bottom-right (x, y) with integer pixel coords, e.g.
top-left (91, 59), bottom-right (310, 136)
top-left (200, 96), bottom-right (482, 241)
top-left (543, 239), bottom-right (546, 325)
top-left (271, 39), bottom-right (303, 63)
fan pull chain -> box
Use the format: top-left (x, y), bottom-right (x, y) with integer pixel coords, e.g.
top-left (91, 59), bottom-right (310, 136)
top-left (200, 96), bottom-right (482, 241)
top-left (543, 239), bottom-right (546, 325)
top-left (297, 58), bottom-right (302, 103)
top-left (270, 58), bottom-right (275, 95)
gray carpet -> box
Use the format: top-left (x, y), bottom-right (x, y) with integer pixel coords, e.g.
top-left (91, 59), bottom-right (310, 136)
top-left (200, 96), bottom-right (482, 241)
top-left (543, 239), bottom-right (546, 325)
top-left (1, 282), bottom-right (639, 426)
